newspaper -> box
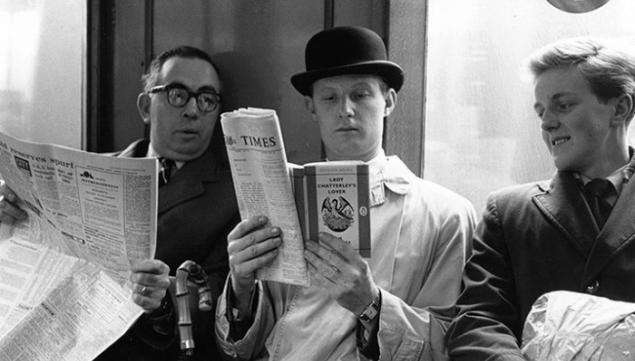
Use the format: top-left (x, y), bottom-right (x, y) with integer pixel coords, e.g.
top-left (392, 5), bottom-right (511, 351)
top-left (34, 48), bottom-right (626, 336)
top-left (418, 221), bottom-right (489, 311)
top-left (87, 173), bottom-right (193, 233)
top-left (221, 108), bottom-right (309, 287)
top-left (0, 130), bottom-right (157, 360)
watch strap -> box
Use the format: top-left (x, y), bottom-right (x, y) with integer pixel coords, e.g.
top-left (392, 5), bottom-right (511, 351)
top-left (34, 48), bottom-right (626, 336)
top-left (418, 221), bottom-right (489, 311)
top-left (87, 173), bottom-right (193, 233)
top-left (358, 292), bottom-right (381, 322)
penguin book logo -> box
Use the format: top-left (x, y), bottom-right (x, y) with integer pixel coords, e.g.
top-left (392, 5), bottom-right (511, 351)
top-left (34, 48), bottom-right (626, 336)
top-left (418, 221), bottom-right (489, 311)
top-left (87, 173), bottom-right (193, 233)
top-left (321, 196), bottom-right (354, 232)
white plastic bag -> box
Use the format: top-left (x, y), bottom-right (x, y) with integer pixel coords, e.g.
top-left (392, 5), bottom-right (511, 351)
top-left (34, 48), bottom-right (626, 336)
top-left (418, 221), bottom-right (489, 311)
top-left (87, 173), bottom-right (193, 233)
top-left (521, 291), bottom-right (635, 361)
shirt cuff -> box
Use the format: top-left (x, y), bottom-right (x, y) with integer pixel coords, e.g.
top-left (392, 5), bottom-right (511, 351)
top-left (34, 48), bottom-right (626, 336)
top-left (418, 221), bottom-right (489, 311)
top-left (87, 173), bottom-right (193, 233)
top-left (226, 277), bottom-right (258, 341)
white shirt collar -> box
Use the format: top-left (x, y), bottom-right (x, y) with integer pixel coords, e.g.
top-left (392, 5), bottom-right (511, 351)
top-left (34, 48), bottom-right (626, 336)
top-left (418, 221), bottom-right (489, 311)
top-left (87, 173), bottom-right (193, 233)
top-left (147, 143), bottom-right (184, 170)
top-left (366, 149), bottom-right (414, 206)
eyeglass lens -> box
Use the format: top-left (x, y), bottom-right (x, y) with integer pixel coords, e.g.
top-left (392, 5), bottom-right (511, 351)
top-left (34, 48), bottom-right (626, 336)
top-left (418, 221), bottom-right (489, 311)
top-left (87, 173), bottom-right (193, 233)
top-left (166, 86), bottom-right (220, 112)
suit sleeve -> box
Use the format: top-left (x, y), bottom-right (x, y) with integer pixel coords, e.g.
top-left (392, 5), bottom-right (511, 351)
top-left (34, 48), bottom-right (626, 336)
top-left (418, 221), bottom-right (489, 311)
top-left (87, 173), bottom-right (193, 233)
top-left (134, 213), bottom-right (240, 354)
top-left (372, 199), bottom-right (477, 361)
top-left (130, 297), bottom-right (178, 350)
top-left (446, 195), bottom-right (525, 361)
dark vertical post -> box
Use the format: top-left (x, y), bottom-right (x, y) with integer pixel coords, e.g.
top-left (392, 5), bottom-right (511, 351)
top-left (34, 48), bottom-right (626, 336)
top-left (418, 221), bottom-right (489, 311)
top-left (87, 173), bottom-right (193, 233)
top-left (142, 0), bottom-right (154, 138)
top-left (86, 0), bottom-right (115, 152)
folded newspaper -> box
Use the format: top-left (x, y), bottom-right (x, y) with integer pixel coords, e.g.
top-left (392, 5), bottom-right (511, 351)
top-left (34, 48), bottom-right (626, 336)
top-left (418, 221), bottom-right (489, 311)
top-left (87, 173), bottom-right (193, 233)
top-left (221, 108), bottom-right (309, 286)
top-left (221, 108), bottom-right (371, 287)
top-left (0, 130), bottom-right (158, 360)
top-left (521, 290), bottom-right (635, 361)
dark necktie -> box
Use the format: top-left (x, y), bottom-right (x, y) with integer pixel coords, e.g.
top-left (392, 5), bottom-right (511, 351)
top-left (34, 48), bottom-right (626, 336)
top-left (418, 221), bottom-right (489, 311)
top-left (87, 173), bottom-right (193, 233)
top-left (584, 178), bottom-right (616, 229)
top-left (158, 158), bottom-right (175, 186)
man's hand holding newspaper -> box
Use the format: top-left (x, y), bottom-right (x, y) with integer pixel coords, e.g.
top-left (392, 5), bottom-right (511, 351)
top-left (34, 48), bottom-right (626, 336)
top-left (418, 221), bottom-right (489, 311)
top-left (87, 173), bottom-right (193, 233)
top-left (0, 130), bottom-right (159, 361)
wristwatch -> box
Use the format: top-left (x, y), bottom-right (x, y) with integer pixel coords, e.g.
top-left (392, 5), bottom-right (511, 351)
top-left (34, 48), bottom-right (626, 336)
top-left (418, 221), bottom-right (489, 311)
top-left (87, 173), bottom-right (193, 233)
top-left (358, 293), bottom-right (381, 322)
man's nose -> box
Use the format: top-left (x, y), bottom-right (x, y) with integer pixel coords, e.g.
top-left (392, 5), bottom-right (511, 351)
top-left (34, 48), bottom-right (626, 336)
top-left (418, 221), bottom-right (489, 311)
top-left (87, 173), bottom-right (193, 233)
top-left (540, 110), bottom-right (559, 131)
top-left (183, 96), bottom-right (200, 118)
top-left (338, 97), bottom-right (354, 119)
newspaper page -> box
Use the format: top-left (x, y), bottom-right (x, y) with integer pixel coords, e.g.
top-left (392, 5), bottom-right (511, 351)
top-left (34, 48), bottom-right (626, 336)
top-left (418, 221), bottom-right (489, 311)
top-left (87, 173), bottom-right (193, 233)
top-left (0, 130), bottom-right (158, 360)
top-left (221, 108), bottom-right (309, 286)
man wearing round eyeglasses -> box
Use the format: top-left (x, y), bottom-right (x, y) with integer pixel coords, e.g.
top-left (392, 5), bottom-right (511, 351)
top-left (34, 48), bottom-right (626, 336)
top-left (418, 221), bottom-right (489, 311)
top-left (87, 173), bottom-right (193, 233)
top-left (138, 49), bottom-right (222, 163)
top-left (94, 46), bottom-right (240, 361)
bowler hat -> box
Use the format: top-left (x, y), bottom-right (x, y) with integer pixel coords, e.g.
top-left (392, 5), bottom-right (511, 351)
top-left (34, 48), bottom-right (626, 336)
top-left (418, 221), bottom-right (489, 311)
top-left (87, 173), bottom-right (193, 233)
top-left (291, 26), bottom-right (404, 95)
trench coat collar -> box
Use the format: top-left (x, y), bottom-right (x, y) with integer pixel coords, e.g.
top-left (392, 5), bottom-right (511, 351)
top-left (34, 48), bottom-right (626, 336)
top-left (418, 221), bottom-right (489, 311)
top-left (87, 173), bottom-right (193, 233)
top-left (367, 150), bottom-right (413, 207)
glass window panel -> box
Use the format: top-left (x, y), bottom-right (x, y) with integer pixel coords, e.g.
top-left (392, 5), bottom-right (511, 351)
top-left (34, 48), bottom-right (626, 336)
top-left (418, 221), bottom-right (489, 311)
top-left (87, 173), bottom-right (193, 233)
top-left (425, 0), bottom-right (635, 212)
top-left (0, 0), bottom-right (85, 148)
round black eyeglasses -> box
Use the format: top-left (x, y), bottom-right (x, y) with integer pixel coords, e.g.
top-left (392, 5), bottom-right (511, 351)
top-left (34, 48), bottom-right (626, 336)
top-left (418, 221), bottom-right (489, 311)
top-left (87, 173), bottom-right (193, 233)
top-left (149, 83), bottom-right (221, 113)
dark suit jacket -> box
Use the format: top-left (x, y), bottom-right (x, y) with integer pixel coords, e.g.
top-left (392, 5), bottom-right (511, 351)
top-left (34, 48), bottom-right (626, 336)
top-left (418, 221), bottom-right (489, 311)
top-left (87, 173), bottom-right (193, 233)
top-left (446, 158), bottom-right (635, 361)
top-left (96, 139), bottom-right (240, 361)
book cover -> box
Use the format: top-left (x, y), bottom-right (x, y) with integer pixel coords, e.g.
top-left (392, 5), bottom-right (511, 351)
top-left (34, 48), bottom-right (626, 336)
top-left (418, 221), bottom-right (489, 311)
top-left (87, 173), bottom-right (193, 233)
top-left (303, 161), bottom-right (371, 257)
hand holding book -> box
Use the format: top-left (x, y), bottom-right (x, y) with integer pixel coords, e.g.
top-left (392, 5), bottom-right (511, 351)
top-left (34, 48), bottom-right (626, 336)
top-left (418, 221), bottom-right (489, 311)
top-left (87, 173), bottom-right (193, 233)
top-left (304, 232), bottom-right (379, 316)
top-left (222, 108), bottom-right (371, 288)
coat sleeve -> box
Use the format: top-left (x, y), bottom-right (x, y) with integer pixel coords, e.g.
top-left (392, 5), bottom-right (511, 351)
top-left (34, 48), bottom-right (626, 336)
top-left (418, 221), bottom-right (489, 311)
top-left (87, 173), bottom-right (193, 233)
top-left (374, 199), bottom-right (477, 361)
top-left (446, 195), bottom-right (525, 361)
top-left (215, 279), bottom-right (276, 360)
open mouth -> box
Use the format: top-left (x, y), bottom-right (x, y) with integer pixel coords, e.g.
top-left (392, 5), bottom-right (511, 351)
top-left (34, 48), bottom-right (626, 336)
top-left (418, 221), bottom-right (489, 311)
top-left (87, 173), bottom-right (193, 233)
top-left (551, 137), bottom-right (570, 146)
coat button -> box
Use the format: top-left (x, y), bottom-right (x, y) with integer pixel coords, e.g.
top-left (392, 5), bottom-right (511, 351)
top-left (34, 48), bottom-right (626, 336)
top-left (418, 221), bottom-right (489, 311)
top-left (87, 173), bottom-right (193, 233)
top-left (585, 280), bottom-right (599, 294)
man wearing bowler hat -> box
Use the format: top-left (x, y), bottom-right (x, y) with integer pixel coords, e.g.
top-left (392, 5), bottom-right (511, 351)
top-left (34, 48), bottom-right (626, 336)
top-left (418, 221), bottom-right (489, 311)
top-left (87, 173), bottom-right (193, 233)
top-left (215, 26), bottom-right (476, 360)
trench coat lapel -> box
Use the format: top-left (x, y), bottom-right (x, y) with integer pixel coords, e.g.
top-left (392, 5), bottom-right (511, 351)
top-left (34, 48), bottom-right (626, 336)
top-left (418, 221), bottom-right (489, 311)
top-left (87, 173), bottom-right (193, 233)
top-left (533, 172), bottom-right (598, 258)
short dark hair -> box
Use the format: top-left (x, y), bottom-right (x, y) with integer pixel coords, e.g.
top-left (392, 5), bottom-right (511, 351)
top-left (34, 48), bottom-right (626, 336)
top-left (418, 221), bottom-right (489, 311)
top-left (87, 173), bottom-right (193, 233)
top-left (141, 46), bottom-right (221, 92)
top-left (528, 37), bottom-right (635, 106)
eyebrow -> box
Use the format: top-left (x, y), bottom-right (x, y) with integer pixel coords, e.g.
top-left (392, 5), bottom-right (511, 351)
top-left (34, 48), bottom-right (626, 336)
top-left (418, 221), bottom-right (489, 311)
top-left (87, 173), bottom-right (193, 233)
top-left (167, 82), bottom-right (220, 94)
top-left (533, 92), bottom-right (576, 109)
top-left (550, 92), bottom-right (575, 101)
top-left (196, 85), bottom-right (220, 93)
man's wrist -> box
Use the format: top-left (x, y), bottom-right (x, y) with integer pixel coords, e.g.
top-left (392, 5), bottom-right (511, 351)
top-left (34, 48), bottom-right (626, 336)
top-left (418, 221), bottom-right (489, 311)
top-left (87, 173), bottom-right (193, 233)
top-left (147, 295), bottom-right (172, 319)
top-left (356, 289), bottom-right (382, 359)
top-left (142, 295), bottom-right (174, 337)
top-left (358, 288), bottom-right (381, 322)
top-left (228, 278), bottom-right (256, 322)
top-left (227, 278), bottom-right (259, 341)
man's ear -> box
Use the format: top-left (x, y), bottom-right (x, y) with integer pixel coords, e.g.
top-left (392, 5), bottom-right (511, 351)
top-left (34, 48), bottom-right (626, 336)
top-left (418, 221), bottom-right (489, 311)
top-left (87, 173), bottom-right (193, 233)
top-left (137, 93), bottom-right (152, 125)
top-left (610, 94), bottom-right (634, 127)
top-left (304, 95), bottom-right (318, 121)
top-left (383, 88), bottom-right (397, 117)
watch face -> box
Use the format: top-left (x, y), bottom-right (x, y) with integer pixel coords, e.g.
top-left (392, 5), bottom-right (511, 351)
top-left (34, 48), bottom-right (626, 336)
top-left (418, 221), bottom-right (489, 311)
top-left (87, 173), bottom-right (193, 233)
top-left (359, 301), bottom-right (379, 321)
